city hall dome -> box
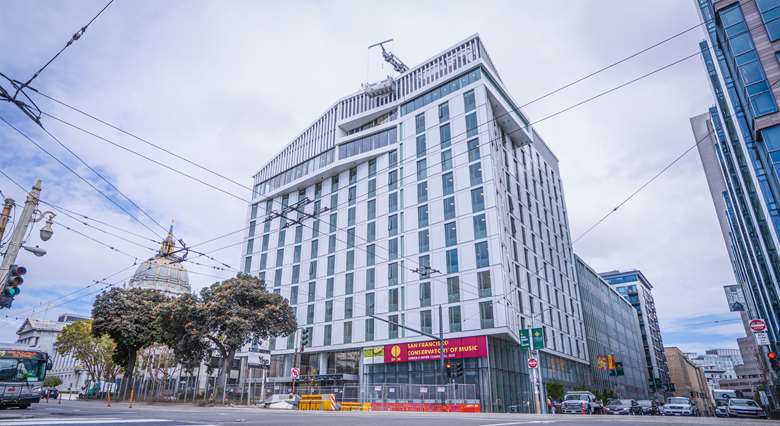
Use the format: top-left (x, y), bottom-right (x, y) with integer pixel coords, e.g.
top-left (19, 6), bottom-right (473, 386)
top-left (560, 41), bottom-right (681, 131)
top-left (128, 226), bottom-right (190, 296)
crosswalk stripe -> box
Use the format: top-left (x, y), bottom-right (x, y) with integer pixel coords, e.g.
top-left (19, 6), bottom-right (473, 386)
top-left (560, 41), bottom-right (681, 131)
top-left (0, 418), bottom-right (170, 425)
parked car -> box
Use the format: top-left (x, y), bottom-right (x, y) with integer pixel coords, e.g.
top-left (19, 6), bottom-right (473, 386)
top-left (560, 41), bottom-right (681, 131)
top-left (662, 397), bottom-right (697, 416)
top-left (726, 398), bottom-right (768, 419)
top-left (605, 399), bottom-right (642, 415)
top-left (715, 405), bottom-right (728, 417)
top-left (559, 391), bottom-right (602, 414)
top-left (637, 399), bottom-right (659, 415)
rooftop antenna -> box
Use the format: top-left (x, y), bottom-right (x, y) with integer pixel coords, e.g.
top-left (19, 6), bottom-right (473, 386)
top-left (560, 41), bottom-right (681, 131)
top-left (369, 39), bottom-right (409, 74)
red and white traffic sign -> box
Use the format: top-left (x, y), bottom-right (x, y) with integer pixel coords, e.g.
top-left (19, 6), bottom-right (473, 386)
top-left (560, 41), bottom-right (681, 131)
top-left (528, 357), bottom-right (538, 369)
top-left (290, 367), bottom-right (300, 379)
top-left (750, 319), bottom-right (767, 333)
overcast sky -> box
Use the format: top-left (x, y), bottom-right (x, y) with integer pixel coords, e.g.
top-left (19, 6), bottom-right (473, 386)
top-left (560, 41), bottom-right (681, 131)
top-left (0, 0), bottom-right (744, 354)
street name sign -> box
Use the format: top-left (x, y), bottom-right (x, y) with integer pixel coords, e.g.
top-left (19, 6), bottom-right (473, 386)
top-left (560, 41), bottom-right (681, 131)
top-left (519, 328), bottom-right (545, 350)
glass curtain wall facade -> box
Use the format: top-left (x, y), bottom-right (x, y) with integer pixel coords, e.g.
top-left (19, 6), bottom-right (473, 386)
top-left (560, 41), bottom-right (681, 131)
top-left (243, 35), bottom-right (588, 412)
top-left (693, 0), bottom-right (780, 361)
top-left (575, 256), bottom-right (650, 399)
top-left (600, 270), bottom-right (670, 398)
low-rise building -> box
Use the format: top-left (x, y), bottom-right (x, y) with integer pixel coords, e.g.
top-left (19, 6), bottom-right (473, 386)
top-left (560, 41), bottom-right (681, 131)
top-left (665, 347), bottom-right (716, 416)
top-left (575, 255), bottom-right (649, 399)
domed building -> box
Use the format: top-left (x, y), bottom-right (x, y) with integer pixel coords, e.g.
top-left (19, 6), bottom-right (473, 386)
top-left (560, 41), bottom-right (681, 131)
top-left (127, 226), bottom-right (190, 296)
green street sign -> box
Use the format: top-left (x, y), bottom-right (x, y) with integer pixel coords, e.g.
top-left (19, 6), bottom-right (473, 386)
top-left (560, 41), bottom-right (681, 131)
top-left (520, 328), bottom-right (545, 350)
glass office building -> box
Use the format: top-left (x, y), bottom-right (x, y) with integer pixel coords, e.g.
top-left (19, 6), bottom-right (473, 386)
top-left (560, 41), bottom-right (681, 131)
top-left (692, 0), bottom-right (780, 353)
top-left (244, 35), bottom-right (589, 412)
top-left (600, 270), bottom-right (671, 398)
top-left (575, 256), bottom-right (650, 399)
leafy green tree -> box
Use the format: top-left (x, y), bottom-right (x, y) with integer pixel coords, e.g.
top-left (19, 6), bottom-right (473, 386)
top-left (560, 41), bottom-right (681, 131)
top-left (155, 293), bottom-right (211, 374)
top-left (92, 287), bottom-right (168, 398)
top-left (169, 274), bottom-right (297, 403)
top-left (56, 320), bottom-right (121, 385)
top-left (546, 381), bottom-right (565, 401)
top-left (44, 376), bottom-right (63, 388)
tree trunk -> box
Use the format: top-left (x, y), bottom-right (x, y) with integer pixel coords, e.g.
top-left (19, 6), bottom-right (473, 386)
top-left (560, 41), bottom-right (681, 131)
top-left (122, 348), bottom-right (138, 400)
top-left (221, 349), bottom-right (235, 405)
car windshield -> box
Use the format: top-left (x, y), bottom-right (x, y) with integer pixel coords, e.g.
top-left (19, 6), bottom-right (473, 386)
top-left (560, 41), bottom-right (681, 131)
top-left (668, 398), bottom-right (689, 405)
top-left (564, 394), bottom-right (589, 401)
top-left (637, 400), bottom-right (652, 407)
top-left (730, 399), bottom-right (758, 407)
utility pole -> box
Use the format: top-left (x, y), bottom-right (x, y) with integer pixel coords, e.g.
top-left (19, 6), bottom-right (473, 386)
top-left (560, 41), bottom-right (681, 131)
top-left (0, 180), bottom-right (41, 293)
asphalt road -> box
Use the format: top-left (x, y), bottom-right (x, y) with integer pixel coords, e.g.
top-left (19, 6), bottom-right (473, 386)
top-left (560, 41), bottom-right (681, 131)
top-left (0, 400), bottom-right (775, 426)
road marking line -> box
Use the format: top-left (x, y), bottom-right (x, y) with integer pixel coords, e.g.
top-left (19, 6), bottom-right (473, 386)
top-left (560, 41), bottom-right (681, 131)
top-left (0, 419), bottom-right (170, 425)
top-left (481, 422), bottom-right (556, 426)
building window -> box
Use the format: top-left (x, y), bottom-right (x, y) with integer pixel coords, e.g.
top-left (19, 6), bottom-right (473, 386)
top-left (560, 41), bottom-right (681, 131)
top-left (444, 222), bottom-right (457, 246)
top-left (308, 281), bottom-right (316, 302)
top-left (469, 162), bottom-right (483, 186)
top-left (419, 282), bottom-right (431, 307)
top-left (418, 255), bottom-right (431, 278)
top-left (325, 300), bottom-right (333, 322)
top-left (331, 234), bottom-right (339, 252)
top-left (343, 322), bottom-right (352, 344)
top-left (389, 170), bottom-right (398, 190)
top-left (757, 0), bottom-right (780, 41)
top-left (479, 301), bottom-right (494, 329)
top-left (290, 286), bottom-right (298, 305)
top-left (366, 268), bottom-right (375, 290)
top-left (418, 230), bottom-right (430, 253)
top-left (293, 245), bottom-right (301, 263)
top-left (442, 172), bottom-right (454, 195)
top-left (367, 222), bottom-right (376, 242)
top-left (415, 113), bottom-right (425, 134)
top-left (345, 297), bottom-right (353, 319)
top-left (389, 288), bottom-right (399, 311)
top-left (307, 304), bottom-right (315, 324)
top-left (447, 277), bottom-right (460, 303)
top-left (244, 256), bottom-right (252, 274)
top-left (345, 272), bottom-right (354, 294)
top-left (473, 214), bottom-right (487, 239)
top-left (449, 306), bottom-right (462, 332)
top-left (389, 150), bottom-right (398, 168)
top-left (440, 123), bottom-right (451, 148)
top-left (367, 244), bottom-right (376, 266)
top-left (324, 324), bottom-right (332, 346)
top-left (366, 292), bottom-right (375, 315)
top-left (389, 315), bottom-right (399, 338)
top-left (466, 113), bottom-right (478, 138)
top-left (349, 167), bottom-right (357, 185)
top-left (417, 181), bottom-right (428, 203)
top-left (275, 249), bottom-right (284, 268)
top-left (291, 265), bottom-right (300, 284)
top-left (438, 102), bottom-right (449, 122)
top-left (329, 213), bottom-right (337, 233)
top-left (346, 250), bottom-right (355, 270)
top-left (389, 192), bottom-right (398, 212)
top-left (446, 249), bottom-right (459, 274)
top-left (417, 159), bottom-right (427, 181)
top-left (478, 270), bottom-right (492, 297)
top-left (326, 278), bottom-right (334, 298)
top-left (327, 255), bottom-right (335, 275)
top-left (467, 139), bottom-right (480, 162)
top-left (368, 200), bottom-right (376, 220)
top-left (441, 149), bottom-right (452, 171)
top-left (368, 179), bottom-right (376, 198)
top-left (388, 214), bottom-right (399, 236)
top-left (416, 135), bottom-right (426, 158)
top-left (365, 319), bottom-right (375, 341)
top-left (389, 238), bottom-right (399, 259)
top-left (443, 196), bottom-right (456, 220)
top-left (464, 90), bottom-right (476, 112)
top-left (420, 310), bottom-right (433, 334)
top-left (388, 262), bottom-right (398, 286)
top-left (348, 186), bottom-right (356, 205)
top-left (418, 205), bottom-right (429, 228)
top-left (471, 187), bottom-right (485, 212)
top-left (308, 260), bottom-right (317, 280)
top-left (368, 159), bottom-right (377, 177)
top-left (274, 269), bottom-right (282, 287)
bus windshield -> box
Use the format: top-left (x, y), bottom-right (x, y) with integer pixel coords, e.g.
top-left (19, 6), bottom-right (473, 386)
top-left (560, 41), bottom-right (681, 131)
top-left (0, 358), bottom-right (45, 382)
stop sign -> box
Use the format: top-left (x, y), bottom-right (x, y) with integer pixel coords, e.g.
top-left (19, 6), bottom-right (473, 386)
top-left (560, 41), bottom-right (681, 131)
top-left (528, 357), bottom-right (538, 369)
top-left (750, 319), bottom-right (767, 333)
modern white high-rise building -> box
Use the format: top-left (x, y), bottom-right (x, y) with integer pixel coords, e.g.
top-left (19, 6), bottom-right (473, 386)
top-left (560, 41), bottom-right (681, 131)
top-left (245, 35), bottom-right (588, 412)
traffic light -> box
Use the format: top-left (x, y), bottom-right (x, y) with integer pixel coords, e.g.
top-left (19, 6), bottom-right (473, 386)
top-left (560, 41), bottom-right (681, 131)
top-left (446, 362), bottom-right (453, 379)
top-left (300, 328), bottom-right (311, 350)
top-left (453, 361), bottom-right (464, 378)
top-left (0, 265), bottom-right (26, 308)
top-left (768, 351), bottom-right (778, 371)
